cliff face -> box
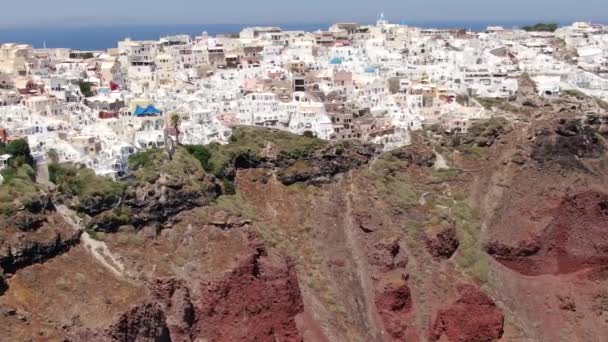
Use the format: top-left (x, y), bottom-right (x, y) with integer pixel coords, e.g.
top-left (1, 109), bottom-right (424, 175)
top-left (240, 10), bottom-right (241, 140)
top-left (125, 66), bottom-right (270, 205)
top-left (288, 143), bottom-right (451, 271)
top-left (1, 88), bottom-right (608, 341)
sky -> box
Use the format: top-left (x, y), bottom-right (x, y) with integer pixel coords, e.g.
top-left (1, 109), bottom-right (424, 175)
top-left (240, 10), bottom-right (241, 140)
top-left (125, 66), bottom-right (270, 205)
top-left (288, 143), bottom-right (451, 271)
top-left (1, 0), bottom-right (606, 28)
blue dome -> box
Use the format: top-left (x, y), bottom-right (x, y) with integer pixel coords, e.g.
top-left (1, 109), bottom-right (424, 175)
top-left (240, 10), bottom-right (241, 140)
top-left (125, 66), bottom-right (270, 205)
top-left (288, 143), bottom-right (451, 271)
top-left (365, 66), bottom-right (376, 73)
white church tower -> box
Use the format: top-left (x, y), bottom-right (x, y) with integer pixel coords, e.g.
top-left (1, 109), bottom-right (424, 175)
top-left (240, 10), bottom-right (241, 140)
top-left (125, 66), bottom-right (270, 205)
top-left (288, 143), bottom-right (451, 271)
top-left (377, 12), bottom-right (389, 27)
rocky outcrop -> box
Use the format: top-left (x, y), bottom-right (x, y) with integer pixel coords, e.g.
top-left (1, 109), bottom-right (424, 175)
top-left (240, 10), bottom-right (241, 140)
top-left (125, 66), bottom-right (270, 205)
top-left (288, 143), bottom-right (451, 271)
top-left (430, 285), bottom-right (504, 342)
top-left (367, 238), bottom-right (408, 272)
top-left (87, 150), bottom-right (223, 232)
top-left (426, 226), bottom-right (459, 260)
top-left (444, 117), bottom-right (511, 149)
top-left (69, 245), bottom-right (304, 342)
top-left (486, 191), bottom-right (608, 276)
top-left (151, 279), bottom-right (195, 342)
top-left (108, 303), bottom-right (171, 342)
top-left (585, 115), bottom-right (608, 136)
top-left (463, 118), bottom-right (511, 147)
top-left (0, 269), bottom-right (6, 295)
top-left (375, 276), bottom-right (415, 341)
top-left (76, 193), bottom-right (123, 216)
top-left (1, 194), bottom-right (54, 231)
top-left (354, 211), bottom-right (384, 233)
top-left (193, 247), bottom-right (304, 342)
top-left (0, 213), bottom-right (81, 275)
top-left (276, 141), bottom-right (378, 185)
top-left (6, 211), bottom-right (47, 232)
top-left (121, 173), bottom-right (222, 229)
top-left (74, 303), bottom-right (172, 342)
top-left (531, 117), bottom-right (606, 169)
top-left (485, 238), bottom-right (541, 259)
top-left (390, 145), bottom-right (436, 168)
top-left (204, 208), bottom-right (252, 230)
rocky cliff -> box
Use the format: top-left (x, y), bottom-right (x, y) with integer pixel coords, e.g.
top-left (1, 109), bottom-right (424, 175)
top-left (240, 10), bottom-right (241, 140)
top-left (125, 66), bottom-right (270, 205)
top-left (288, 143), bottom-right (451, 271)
top-left (1, 84), bottom-right (608, 341)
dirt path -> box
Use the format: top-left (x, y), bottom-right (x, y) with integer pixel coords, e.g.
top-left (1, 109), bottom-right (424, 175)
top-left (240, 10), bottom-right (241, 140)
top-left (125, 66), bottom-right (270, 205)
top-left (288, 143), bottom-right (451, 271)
top-left (419, 192), bottom-right (430, 206)
top-left (55, 205), bottom-right (126, 278)
top-left (433, 149), bottom-right (449, 170)
top-left (368, 152), bottom-right (381, 171)
top-left (343, 173), bottom-right (384, 341)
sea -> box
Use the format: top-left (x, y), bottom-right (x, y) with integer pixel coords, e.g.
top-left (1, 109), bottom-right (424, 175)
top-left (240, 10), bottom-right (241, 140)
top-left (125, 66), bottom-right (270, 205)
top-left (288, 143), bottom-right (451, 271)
top-left (0, 21), bottom-right (589, 51)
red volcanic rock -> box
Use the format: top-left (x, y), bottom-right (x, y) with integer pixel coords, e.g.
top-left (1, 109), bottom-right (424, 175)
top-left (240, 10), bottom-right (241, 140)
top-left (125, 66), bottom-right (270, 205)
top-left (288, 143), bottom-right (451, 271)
top-left (486, 191), bottom-right (608, 275)
top-left (430, 285), bottom-right (504, 342)
top-left (70, 249), bottom-right (304, 342)
top-left (484, 239), bottom-right (543, 275)
top-left (375, 276), bottom-right (416, 341)
top-left (425, 226), bottom-right (460, 260)
top-left (193, 247), bottom-right (304, 342)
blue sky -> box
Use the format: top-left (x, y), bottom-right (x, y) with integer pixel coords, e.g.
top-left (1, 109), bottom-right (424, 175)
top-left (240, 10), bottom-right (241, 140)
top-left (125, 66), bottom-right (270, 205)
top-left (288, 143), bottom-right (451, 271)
top-left (2, 0), bottom-right (606, 28)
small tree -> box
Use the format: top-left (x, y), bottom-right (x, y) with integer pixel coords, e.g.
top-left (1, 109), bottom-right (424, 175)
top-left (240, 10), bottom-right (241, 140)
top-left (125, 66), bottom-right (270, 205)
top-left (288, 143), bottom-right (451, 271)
top-left (302, 130), bottom-right (315, 138)
top-left (522, 23), bottom-right (558, 32)
top-left (78, 81), bottom-right (94, 97)
top-left (4, 139), bottom-right (34, 167)
top-left (170, 113), bottom-right (182, 144)
top-left (183, 145), bottom-right (212, 171)
top-left (47, 149), bottom-right (59, 164)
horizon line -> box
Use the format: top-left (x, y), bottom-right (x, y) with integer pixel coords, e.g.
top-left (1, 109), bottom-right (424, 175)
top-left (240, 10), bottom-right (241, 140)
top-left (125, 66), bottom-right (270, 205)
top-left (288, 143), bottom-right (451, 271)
top-left (1, 18), bottom-right (606, 30)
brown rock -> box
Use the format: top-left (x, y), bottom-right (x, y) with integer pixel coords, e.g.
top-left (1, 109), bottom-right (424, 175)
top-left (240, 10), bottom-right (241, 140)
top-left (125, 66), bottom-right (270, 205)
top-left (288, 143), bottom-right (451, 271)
top-left (152, 279), bottom-right (195, 342)
top-left (368, 238), bottom-right (407, 272)
top-left (557, 294), bottom-right (576, 312)
top-left (107, 303), bottom-right (171, 342)
top-left (355, 212), bottom-right (382, 233)
top-left (425, 226), bottom-right (459, 260)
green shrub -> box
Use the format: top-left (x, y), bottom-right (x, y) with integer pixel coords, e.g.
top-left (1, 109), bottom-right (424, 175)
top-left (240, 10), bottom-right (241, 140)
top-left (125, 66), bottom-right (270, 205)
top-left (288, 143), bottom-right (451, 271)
top-left (430, 168), bottom-right (463, 182)
top-left (0, 168), bottom-right (40, 217)
top-left (128, 149), bottom-right (159, 170)
top-left (594, 97), bottom-right (608, 111)
top-left (0, 141), bottom-right (41, 217)
top-left (367, 154), bottom-right (419, 209)
top-left (563, 89), bottom-right (586, 99)
top-left (522, 23), bottom-right (558, 32)
top-left (0, 139), bottom-right (35, 172)
top-left (128, 148), bottom-right (220, 201)
top-left (475, 97), bottom-right (518, 112)
top-left (49, 163), bottom-right (125, 213)
top-left (476, 97), bottom-right (503, 110)
top-left (1, 162), bottom-right (35, 184)
top-left (183, 145), bottom-right (212, 171)
top-left (211, 193), bottom-right (257, 220)
top-left (78, 81), bottom-right (94, 97)
top-left (89, 207), bottom-right (133, 232)
top-left (184, 127), bottom-right (328, 190)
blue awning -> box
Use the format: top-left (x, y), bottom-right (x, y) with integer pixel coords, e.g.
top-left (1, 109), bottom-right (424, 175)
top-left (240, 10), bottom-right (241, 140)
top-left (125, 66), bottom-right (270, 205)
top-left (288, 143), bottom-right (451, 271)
top-left (330, 57), bottom-right (343, 65)
top-left (134, 105), bottom-right (162, 116)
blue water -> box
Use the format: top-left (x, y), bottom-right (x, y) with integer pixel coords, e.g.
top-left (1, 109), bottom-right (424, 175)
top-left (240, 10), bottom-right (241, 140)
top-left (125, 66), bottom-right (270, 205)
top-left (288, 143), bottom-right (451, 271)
top-left (0, 24), bottom-right (328, 50)
top-left (0, 20), bottom-right (595, 51)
